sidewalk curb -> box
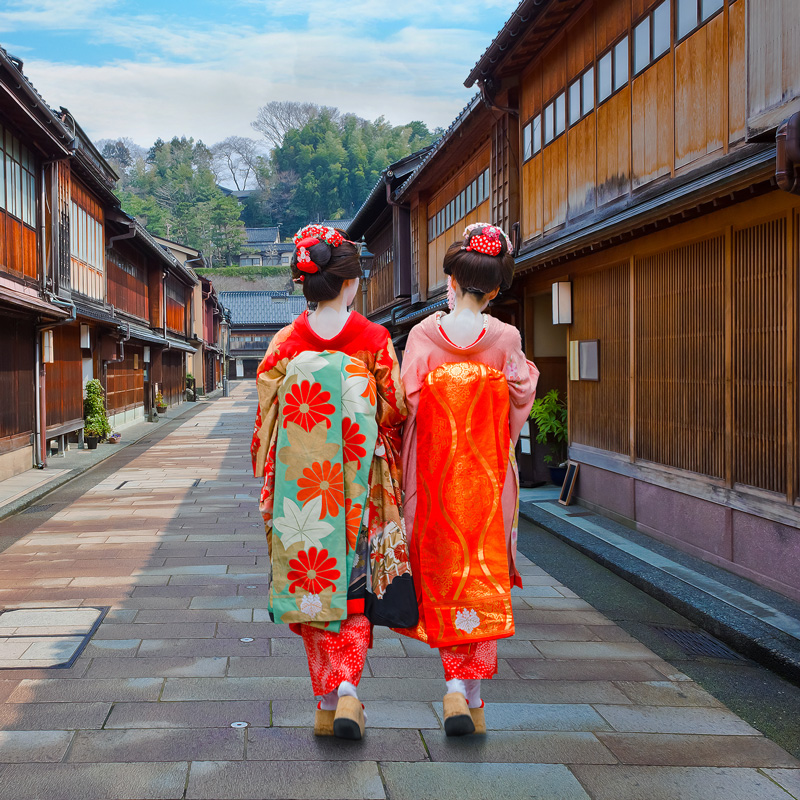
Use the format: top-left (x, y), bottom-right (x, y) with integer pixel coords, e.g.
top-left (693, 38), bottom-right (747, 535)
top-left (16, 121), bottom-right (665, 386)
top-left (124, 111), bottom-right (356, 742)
top-left (0, 400), bottom-right (209, 523)
top-left (519, 502), bottom-right (800, 686)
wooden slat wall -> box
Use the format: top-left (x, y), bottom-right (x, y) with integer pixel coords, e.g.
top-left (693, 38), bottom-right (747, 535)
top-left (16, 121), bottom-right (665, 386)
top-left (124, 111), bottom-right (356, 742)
top-left (426, 146), bottom-right (491, 293)
top-left (106, 344), bottom-right (144, 413)
top-left (728, 0), bottom-right (746, 144)
top-left (107, 258), bottom-right (148, 320)
top-left (597, 87), bottom-right (632, 206)
top-left (44, 325), bottom-right (83, 428)
top-left (635, 237), bottom-right (726, 478)
top-left (632, 53), bottom-right (674, 189)
top-left (570, 263), bottom-right (630, 454)
top-left (732, 217), bottom-right (787, 494)
top-left (368, 225), bottom-right (395, 313)
top-left (747, 0), bottom-right (800, 135)
top-left (161, 350), bottom-right (185, 405)
top-left (519, 0), bottom-right (746, 248)
top-left (675, 14), bottom-right (726, 170)
top-left (0, 316), bottom-right (35, 442)
top-left (491, 113), bottom-right (512, 232)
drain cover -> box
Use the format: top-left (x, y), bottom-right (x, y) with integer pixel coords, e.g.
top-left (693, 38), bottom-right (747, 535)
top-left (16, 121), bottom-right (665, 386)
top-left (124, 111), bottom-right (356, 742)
top-left (21, 504), bottom-right (54, 514)
top-left (651, 626), bottom-right (744, 660)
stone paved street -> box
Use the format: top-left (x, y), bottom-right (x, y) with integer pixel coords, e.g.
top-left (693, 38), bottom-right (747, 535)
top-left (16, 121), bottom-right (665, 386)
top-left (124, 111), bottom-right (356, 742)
top-left (0, 383), bottom-right (798, 799)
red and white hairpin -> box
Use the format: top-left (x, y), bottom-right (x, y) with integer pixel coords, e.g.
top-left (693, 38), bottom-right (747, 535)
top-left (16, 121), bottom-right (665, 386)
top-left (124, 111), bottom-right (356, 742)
top-left (292, 224), bottom-right (348, 274)
top-left (462, 222), bottom-right (512, 257)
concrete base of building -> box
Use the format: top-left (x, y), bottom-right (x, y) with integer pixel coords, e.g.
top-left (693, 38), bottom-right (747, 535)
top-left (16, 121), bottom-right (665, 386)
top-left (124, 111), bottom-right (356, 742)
top-left (0, 446), bottom-right (32, 482)
top-left (108, 406), bottom-right (146, 431)
top-left (575, 463), bottom-right (800, 603)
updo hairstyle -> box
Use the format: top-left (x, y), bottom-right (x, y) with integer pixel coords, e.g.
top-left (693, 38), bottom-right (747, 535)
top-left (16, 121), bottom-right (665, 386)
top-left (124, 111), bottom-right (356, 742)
top-left (442, 225), bottom-right (514, 299)
top-left (291, 229), bottom-right (361, 303)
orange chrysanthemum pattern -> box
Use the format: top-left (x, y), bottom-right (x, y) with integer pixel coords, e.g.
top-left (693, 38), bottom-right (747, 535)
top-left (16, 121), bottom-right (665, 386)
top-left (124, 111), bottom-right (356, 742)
top-left (341, 417), bottom-right (367, 465)
top-left (282, 381), bottom-right (334, 431)
top-left (297, 460), bottom-right (345, 517)
top-left (287, 547), bottom-right (340, 594)
top-left (345, 499), bottom-right (362, 552)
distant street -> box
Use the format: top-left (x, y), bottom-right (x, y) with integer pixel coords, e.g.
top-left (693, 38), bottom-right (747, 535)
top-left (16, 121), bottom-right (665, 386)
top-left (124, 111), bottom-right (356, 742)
top-left (0, 383), bottom-right (797, 800)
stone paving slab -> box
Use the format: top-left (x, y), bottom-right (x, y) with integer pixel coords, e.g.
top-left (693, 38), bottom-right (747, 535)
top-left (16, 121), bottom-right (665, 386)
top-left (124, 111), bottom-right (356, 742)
top-left (596, 733), bottom-right (800, 767)
top-left (422, 730), bottom-right (617, 764)
top-left (246, 727), bottom-right (429, 762)
top-left (105, 700), bottom-right (271, 729)
top-left (185, 760), bottom-right (385, 800)
top-left (6, 677), bottom-right (162, 703)
top-left (570, 765), bottom-right (799, 800)
top-left (0, 761), bottom-right (189, 800)
top-left (379, 762), bottom-right (591, 800)
top-left (0, 730), bottom-right (74, 763)
top-left (68, 727), bottom-right (246, 762)
top-left (1, 384), bottom-right (799, 799)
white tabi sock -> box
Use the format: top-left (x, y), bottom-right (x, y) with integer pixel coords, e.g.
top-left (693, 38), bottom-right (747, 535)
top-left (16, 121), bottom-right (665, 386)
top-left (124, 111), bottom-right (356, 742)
top-left (445, 678), bottom-right (467, 698)
top-left (319, 689), bottom-right (338, 711)
top-left (337, 680), bottom-right (366, 722)
top-left (464, 679), bottom-right (482, 708)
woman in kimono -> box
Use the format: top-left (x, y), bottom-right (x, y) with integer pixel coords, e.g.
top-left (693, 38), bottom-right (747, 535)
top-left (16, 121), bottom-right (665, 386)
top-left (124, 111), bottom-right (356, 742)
top-left (397, 223), bottom-right (538, 736)
top-left (251, 225), bottom-right (415, 740)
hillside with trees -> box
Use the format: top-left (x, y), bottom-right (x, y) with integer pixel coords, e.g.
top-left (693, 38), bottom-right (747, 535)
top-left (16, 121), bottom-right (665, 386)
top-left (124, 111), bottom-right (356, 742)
top-left (99, 102), bottom-right (440, 265)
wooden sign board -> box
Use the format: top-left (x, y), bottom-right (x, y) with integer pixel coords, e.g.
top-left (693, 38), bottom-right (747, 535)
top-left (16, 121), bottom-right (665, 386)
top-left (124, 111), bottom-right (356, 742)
top-left (558, 461), bottom-right (580, 506)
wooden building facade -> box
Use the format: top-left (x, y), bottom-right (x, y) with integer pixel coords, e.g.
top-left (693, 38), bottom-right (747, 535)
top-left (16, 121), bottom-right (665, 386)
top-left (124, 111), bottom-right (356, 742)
top-left (0, 48), bottom-right (219, 480)
top-left (354, 0), bottom-right (800, 600)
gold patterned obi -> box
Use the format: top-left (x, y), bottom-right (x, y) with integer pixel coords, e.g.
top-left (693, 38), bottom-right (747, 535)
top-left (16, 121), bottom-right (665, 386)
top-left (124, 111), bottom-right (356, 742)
top-left (401, 361), bottom-right (514, 647)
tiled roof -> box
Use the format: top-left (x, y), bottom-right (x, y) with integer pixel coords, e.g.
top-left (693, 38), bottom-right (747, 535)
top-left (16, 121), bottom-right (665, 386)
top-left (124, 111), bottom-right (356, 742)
top-left (321, 219), bottom-right (354, 231)
top-left (219, 291), bottom-right (306, 326)
top-left (245, 227), bottom-right (280, 246)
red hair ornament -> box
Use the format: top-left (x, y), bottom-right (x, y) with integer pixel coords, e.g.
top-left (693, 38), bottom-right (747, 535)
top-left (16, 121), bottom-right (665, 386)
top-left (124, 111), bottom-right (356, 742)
top-left (465, 226), bottom-right (503, 257)
top-left (295, 236), bottom-right (321, 274)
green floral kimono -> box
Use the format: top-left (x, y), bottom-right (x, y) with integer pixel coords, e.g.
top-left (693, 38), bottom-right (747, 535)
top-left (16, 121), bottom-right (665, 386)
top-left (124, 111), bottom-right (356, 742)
top-left (251, 311), bottom-right (418, 633)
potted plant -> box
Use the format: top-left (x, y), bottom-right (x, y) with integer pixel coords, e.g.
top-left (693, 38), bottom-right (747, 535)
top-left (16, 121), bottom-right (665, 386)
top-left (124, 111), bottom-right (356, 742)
top-left (155, 391), bottom-right (168, 415)
top-left (529, 389), bottom-right (569, 486)
top-left (185, 373), bottom-right (196, 402)
top-left (83, 379), bottom-right (111, 450)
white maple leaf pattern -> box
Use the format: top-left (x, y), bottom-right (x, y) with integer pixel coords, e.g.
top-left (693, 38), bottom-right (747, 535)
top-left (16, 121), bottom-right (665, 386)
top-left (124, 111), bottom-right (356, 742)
top-left (287, 352), bottom-right (331, 384)
top-left (300, 593), bottom-right (322, 617)
top-left (454, 608), bottom-right (481, 634)
top-left (341, 373), bottom-right (373, 418)
top-left (273, 496), bottom-right (333, 550)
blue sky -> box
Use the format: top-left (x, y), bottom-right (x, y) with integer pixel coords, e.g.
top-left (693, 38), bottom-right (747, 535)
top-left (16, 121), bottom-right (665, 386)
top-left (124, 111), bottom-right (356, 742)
top-left (0, 0), bottom-right (518, 147)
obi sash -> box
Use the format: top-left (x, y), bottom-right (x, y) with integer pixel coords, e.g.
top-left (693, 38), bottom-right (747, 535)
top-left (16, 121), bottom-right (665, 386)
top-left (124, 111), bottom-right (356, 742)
top-left (405, 361), bottom-right (514, 647)
top-left (268, 350), bottom-right (377, 633)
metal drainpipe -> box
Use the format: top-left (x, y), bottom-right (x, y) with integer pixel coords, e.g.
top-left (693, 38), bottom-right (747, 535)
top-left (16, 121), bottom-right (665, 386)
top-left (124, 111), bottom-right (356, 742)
top-left (34, 294), bottom-right (77, 468)
top-left (106, 322), bottom-right (130, 365)
top-left (108, 223), bottom-right (136, 249)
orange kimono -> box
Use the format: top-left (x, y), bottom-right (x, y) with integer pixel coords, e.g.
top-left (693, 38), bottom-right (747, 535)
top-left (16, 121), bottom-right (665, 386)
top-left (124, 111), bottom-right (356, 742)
top-left (397, 312), bottom-right (538, 677)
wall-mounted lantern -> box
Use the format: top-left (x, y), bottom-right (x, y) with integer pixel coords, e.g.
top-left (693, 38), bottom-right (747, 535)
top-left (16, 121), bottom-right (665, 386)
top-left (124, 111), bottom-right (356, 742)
top-left (143, 346), bottom-right (151, 363)
top-left (552, 281), bottom-right (572, 325)
top-left (42, 330), bottom-right (54, 364)
top-left (80, 323), bottom-right (90, 349)
top-left (359, 236), bottom-right (374, 282)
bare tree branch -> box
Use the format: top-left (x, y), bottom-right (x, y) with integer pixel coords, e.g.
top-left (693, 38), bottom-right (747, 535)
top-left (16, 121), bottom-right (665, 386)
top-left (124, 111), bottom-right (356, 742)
top-left (250, 101), bottom-right (339, 149)
top-left (211, 136), bottom-right (265, 190)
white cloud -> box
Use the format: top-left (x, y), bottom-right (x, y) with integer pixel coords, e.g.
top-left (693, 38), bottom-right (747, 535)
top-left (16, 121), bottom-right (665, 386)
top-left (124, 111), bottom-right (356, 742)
top-left (8, 1), bottom-right (517, 145)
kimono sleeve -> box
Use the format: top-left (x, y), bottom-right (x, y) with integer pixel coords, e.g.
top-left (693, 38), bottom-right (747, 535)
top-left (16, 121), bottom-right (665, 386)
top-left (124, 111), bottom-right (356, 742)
top-left (250, 328), bottom-right (291, 478)
top-left (503, 330), bottom-right (540, 444)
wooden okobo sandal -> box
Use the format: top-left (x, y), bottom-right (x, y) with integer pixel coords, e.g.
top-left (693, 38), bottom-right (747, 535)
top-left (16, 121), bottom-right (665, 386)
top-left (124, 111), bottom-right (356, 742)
top-left (443, 692), bottom-right (476, 736)
top-left (313, 703), bottom-right (335, 736)
top-left (333, 695), bottom-right (366, 740)
top-left (469, 701), bottom-right (486, 734)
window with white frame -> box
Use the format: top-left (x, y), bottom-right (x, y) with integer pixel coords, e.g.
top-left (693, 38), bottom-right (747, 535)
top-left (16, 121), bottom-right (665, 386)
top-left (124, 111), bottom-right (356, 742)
top-left (598, 35), bottom-right (629, 104)
top-left (677, 0), bottom-right (723, 40)
top-left (568, 65), bottom-right (595, 126)
top-left (0, 124), bottom-right (37, 228)
top-left (543, 91), bottom-right (566, 145)
top-left (634, 0), bottom-right (671, 75)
